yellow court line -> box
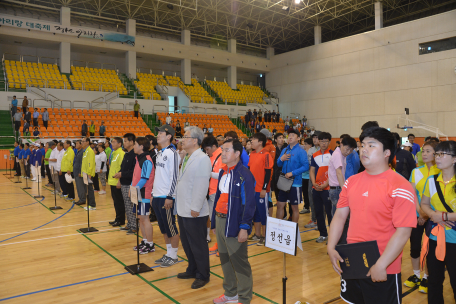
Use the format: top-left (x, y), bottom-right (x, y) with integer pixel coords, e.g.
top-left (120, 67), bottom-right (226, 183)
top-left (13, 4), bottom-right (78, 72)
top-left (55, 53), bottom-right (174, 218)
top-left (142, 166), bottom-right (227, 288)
top-left (0, 228), bottom-right (120, 247)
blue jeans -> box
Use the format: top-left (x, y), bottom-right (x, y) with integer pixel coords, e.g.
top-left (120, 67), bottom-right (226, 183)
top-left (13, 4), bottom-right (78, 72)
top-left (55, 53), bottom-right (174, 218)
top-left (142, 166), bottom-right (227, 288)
top-left (329, 187), bottom-right (342, 216)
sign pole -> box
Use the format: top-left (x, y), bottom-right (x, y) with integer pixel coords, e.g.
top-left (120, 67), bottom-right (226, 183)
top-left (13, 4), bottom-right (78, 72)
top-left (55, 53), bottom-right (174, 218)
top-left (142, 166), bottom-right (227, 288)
top-left (79, 173), bottom-right (98, 233)
top-left (283, 252), bottom-right (287, 304)
top-left (49, 167), bottom-right (62, 210)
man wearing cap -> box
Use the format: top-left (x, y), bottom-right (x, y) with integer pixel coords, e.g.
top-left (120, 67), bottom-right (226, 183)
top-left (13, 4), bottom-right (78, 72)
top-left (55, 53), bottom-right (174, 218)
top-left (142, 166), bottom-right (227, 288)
top-left (60, 140), bottom-right (75, 202)
top-left (11, 95), bottom-right (18, 117)
top-left (151, 124), bottom-right (181, 267)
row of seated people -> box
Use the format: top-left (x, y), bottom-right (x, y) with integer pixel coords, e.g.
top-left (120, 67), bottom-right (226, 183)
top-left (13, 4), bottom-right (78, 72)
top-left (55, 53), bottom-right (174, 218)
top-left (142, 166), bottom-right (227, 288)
top-left (69, 66), bottom-right (127, 94)
top-left (4, 60), bottom-right (70, 89)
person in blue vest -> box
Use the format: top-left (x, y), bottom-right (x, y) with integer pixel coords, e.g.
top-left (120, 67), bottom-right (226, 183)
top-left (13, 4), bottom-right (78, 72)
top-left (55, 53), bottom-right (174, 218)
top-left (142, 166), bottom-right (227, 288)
top-left (13, 141), bottom-right (21, 176)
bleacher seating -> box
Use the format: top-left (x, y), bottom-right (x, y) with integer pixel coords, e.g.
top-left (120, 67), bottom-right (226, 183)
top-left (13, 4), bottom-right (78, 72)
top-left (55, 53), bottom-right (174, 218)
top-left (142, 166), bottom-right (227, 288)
top-left (187, 79), bottom-right (214, 103)
top-left (165, 75), bottom-right (181, 86)
top-left (206, 80), bottom-right (245, 105)
top-left (134, 73), bottom-right (164, 100)
top-left (19, 108), bottom-right (152, 138)
top-left (237, 84), bottom-right (266, 104)
top-left (157, 112), bottom-right (246, 138)
top-left (69, 66), bottom-right (127, 94)
top-left (4, 60), bottom-right (70, 90)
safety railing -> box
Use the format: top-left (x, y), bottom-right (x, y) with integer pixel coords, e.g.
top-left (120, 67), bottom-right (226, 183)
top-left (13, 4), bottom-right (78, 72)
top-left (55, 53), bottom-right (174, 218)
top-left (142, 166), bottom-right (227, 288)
top-left (91, 101), bottom-right (108, 110)
top-left (73, 100), bottom-right (91, 109)
top-left (87, 61), bottom-right (103, 69)
top-left (6, 81), bottom-right (26, 91)
top-left (290, 113), bottom-right (301, 120)
top-left (40, 57), bottom-right (59, 65)
top-left (3, 53), bottom-right (21, 62)
top-left (22, 55), bottom-right (39, 63)
top-left (224, 98), bottom-right (238, 106)
top-left (109, 102), bottom-right (126, 111)
top-left (156, 78), bottom-right (168, 94)
top-left (152, 105), bottom-right (169, 115)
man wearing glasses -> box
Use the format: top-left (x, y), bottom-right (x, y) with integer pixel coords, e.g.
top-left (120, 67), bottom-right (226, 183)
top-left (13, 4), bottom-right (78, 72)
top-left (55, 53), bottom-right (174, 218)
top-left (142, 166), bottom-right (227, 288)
top-left (310, 132), bottom-right (334, 243)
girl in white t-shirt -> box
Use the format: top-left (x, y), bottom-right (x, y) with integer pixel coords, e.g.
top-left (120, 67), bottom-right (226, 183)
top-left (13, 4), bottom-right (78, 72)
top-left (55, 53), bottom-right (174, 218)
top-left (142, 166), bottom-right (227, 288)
top-left (96, 145), bottom-right (108, 194)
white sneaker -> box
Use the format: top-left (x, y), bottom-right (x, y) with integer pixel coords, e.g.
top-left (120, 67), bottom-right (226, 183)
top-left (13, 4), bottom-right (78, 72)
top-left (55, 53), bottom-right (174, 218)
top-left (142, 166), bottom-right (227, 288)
top-left (84, 206), bottom-right (97, 211)
top-left (98, 190), bottom-right (106, 195)
top-left (31, 178), bottom-right (36, 181)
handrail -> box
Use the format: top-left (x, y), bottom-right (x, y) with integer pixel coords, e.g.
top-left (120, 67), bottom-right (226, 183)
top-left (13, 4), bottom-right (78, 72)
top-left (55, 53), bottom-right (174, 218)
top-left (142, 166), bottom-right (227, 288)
top-left (40, 56), bottom-right (59, 65)
top-left (156, 78), bottom-right (169, 94)
top-left (109, 102), bottom-right (126, 111)
top-left (22, 55), bottom-right (39, 63)
top-left (28, 86), bottom-right (47, 100)
top-left (71, 60), bottom-right (86, 67)
top-left (3, 53), bottom-right (21, 62)
top-left (73, 101), bottom-right (91, 109)
top-left (91, 101), bottom-right (108, 110)
top-left (152, 105), bottom-right (169, 115)
top-left (5, 81), bottom-right (26, 91)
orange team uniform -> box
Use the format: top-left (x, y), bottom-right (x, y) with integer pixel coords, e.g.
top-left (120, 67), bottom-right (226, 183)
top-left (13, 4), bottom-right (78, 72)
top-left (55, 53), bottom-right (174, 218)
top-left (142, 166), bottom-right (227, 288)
top-left (311, 149), bottom-right (332, 190)
top-left (264, 139), bottom-right (276, 176)
top-left (248, 148), bottom-right (274, 192)
top-left (209, 147), bottom-right (223, 196)
top-left (337, 169), bottom-right (417, 274)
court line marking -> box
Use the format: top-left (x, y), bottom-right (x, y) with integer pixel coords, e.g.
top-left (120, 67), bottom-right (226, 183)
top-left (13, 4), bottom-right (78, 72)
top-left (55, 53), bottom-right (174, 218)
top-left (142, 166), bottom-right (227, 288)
top-left (20, 188), bottom-right (54, 214)
top-left (0, 220), bottom-right (112, 237)
top-left (0, 201), bottom-right (38, 211)
top-left (0, 202), bottom-right (75, 243)
top-left (0, 228), bottom-right (120, 246)
top-left (80, 232), bottom-right (180, 304)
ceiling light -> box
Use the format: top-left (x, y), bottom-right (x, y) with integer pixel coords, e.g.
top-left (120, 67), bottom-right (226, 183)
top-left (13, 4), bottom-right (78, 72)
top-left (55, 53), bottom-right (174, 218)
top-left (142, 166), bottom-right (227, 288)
top-left (282, 6), bottom-right (289, 11)
top-left (294, 0), bottom-right (300, 4)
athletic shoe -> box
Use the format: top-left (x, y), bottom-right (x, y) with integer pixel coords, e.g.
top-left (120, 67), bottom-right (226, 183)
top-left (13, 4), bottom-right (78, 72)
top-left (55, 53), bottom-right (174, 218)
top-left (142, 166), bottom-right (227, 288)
top-left (257, 237), bottom-right (265, 246)
top-left (419, 278), bottom-right (428, 293)
top-left (126, 229), bottom-right (137, 235)
top-left (119, 226), bottom-right (129, 231)
top-left (31, 178), bottom-right (36, 181)
top-left (209, 243), bottom-right (218, 252)
top-left (216, 251), bottom-right (219, 257)
top-left (94, 190), bottom-right (99, 192)
top-left (404, 274), bottom-right (421, 288)
top-left (160, 256), bottom-right (178, 268)
top-left (155, 254), bottom-right (167, 264)
top-left (248, 235), bottom-right (261, 242)
top-left (46, 183), bottom-right (53, 187)
top-left (98, 190), bottom-right (106, 195)
top-left (315, 236), bottom-right (328, 243)
top-left (139, 243), bottom-right (156, 254)
top-left (83, 206), bottom-right (96, 211)
top-left (133, 240), bottom-right (146, 251)
top-left (65, 197), bottom-right (74, 201)
top-left (213, 294), bottom-right (239, 304)
top-left (299, 208), bottom-right (310, 214)
top-left (304, 221), bottom-right (317, 228)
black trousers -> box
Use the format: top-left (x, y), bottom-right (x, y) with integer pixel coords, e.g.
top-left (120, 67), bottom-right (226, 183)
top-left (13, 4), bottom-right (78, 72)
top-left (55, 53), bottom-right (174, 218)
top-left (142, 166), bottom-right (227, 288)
top-left (14, 157), bottom-right (21, 175)
top-left (33, 118), bottom-right (38, 127)
top-left (45, 165), bottom-right (53, 184)
top-left (178, 215), bottom-right (210, 281)
top-left (14, 121), bottom-right (21, 132)
top-left (41, 163), bottom-right (45, 178)
top-left (43, 121), bottom-right (48, 129)
top-left (65, 174), bottom-right (75, 199)
top-left (58, 174), bottom-right (67, 196)
top-left (312, 189), bottom-right (332, 237)
top-left (22, 107), bottom-right (27, 114)
top-left (134, 111), bottom-right (139, 118)
top-left (93, 173), bottom-right (100, 191)
top-left (25, 163), bottom-right (30, 178)
top-left (111, 185), bottom-right (125, 223)
top-left (427, 239), bottom-right (456, 304)
top-left (410, 219), bottom-right (427, 259)
top-left (302, 179), bottom-right (310, 210)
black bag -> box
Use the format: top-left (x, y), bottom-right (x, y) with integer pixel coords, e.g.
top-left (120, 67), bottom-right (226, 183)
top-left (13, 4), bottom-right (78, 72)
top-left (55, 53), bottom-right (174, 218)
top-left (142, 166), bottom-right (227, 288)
top-left (425, 174), bottom-right (454, 237)
top-left (276, 147), bottom-right (294, 192)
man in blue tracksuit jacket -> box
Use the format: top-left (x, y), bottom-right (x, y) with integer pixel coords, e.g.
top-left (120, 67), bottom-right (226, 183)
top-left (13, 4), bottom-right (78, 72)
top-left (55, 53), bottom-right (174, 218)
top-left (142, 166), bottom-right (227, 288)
top-left (276, 129), bottom-right (309, 223)
top-left (211, 138), bottom-right (255, 304)
top-left (224, 131), bottom-right (249, 167)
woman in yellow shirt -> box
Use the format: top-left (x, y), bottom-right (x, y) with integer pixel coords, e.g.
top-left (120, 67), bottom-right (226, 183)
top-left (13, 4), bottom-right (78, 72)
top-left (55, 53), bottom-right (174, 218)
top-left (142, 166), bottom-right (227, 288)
top-left (420, 141), bottom-right (456, 304)
top-left (404, 141), bottom-right (439, 293)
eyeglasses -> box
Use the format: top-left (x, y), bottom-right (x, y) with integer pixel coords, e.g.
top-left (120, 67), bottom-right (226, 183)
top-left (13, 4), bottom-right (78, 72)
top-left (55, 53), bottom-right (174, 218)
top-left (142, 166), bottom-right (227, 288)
top-left (434, 152), bottom-right (455, 158)
top-left (181, 136), bottom-right (196, 139)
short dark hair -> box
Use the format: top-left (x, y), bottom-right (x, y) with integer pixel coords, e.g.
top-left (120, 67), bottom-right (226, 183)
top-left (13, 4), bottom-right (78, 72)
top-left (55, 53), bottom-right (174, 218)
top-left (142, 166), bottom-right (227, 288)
top-left (318, 132), bottom-right (332, 141)
top-left (252, 132), bottom-right (267, 147)
top-left (304, 138), bottom-right (313, 146)
top-left (112, 137), bottom-right (123, 145)
top-left (98, 144), bottom-right (105, 150)
top-left (25, 143), bottom-right (30, 147)
top-left (339, 134), bottom-right (350, 140)
top-left (341, 136), bottom-right (357, 149)
top-left (391, 132), bottom-right (401, 142)
top-left (224, 139), bottom-right (243, 156)
top-left (274, 133), bottom-right (283, 140)
top-left (123, 133), bottom-right (136, 143)
top-left (106, 137), bottom-right (110, 142)
top-left (40, 143), bottom-right (44, 147)
top-left (360, 127), bottom-right (397, 163)
top-left (65, 140), bottom-right (72, 145)
top-left (58, 142), bottom-right (64, 148)
top-left (202, 136), bottom-right (218, 149)
top-left (136, 137), bottom-right (151, 151)
top-left (224, 131), bottom-right (238, 139)
top-left (84, 138), bottom-right (91, 144)
top-left (361, 121), bottom-right (379, 131)
top-left (20, 144), bottom-right (24, 148)
top-left (408, 134), bottom-right (415, 138)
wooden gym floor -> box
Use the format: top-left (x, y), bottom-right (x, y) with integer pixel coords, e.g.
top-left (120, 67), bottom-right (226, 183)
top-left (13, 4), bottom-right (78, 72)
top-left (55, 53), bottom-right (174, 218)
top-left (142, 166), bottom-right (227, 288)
top-left (0, 173), bottom-right (454, 304)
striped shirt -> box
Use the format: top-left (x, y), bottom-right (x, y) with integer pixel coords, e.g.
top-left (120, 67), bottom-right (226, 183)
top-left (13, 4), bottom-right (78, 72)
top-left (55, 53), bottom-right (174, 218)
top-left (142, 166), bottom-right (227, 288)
top-left (152, 144), bottom-right (180, 199)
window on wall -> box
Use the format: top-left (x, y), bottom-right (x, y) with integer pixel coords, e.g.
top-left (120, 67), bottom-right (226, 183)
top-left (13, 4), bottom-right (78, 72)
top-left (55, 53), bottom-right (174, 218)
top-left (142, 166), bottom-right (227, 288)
top-left (419, 37), bottom-right (456, 55)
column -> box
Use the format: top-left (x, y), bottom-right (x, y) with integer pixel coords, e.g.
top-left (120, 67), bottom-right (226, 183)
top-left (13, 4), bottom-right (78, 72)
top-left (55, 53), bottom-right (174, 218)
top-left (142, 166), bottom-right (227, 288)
top-left (59, 42), bottom-right (71, 74)
top-left (227, 66), bottom-right (237, 90)
top-left (266, 47), bottom-right (274, 59)
top-left (125, 19), bottom-right (136, 78)
top-left (181, 58), bottom-right (191, 84)
top-left (60, 7), bottom-right (70, 27)
top-left (314, 25), bottom-right (322, 45)
top-left (375, 1), bottom-right (383, 30)
top-left (228, 39), bottom-right (236, 54)
top-left (181, 29), bottom-right (190, 46)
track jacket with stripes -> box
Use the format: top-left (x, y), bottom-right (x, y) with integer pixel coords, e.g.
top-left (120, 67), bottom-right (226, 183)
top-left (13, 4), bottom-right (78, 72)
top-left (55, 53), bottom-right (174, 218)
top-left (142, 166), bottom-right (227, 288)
top-left (152, 144), bottom-right (180, 200)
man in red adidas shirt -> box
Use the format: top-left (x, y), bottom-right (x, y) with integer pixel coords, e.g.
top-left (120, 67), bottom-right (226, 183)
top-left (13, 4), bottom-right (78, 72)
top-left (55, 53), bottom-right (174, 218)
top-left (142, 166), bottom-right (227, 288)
top-left (327, 127), bottom-right (417, 304)
top-left (248, 132), bottom-right (274, 246)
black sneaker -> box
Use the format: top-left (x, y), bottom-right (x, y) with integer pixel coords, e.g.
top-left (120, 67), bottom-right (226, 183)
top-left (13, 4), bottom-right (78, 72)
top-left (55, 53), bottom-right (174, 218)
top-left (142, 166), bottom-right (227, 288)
top-left (160, 256), bottom-right (178, 268)
top-left (139, 243), bottom-right (155, 254)
top-left (119, 226), bottom-right (129, 231)
top-left (404, 274), bottom-right (421, 288)
top-left (133, 240), bottom-right (146, 251)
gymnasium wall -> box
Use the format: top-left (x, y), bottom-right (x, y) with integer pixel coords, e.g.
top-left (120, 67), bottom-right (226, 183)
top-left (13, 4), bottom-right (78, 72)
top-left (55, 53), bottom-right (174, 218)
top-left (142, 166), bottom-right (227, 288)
top-left (267, 10), bottom-right (456, 138)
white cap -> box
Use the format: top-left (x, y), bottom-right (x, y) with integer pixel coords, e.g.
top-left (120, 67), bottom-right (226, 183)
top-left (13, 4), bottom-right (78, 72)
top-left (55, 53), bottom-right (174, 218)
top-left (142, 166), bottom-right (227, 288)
top-left (402, 142), bottom-right (413, 147)
top-left (34, 143), bottom-right (40, 147)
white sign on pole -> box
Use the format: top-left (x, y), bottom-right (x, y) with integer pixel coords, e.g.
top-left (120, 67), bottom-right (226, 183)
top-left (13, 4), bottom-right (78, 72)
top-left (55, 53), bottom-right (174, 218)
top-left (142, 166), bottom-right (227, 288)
top-left (265, 217), bottom-right (303, 256)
